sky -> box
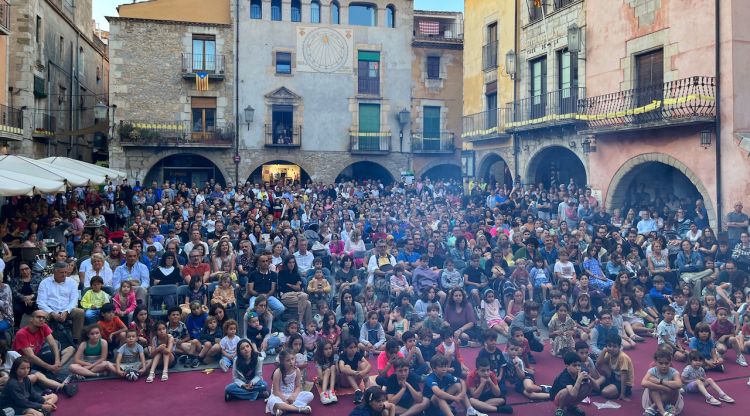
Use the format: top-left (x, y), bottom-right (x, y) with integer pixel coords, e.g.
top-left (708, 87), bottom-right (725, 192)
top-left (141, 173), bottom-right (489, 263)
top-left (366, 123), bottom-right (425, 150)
top-left (93, 0), bottom-right (464, 30)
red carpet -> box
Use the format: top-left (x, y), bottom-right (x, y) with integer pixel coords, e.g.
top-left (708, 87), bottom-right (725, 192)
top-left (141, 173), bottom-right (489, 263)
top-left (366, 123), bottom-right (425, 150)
top-left (56, 339), bottom-right (750, 415)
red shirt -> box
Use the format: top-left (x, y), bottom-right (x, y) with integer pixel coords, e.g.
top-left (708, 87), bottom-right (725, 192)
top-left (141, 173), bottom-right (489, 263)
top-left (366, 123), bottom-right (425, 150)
top-left (466, 370), bottom-right (499, 391)
top-left (98, 316), bottom-right (126, 340)
top-left (13, 324), bottom-right (52, 354)
top-left (182, 263), bottom-right (210, 281)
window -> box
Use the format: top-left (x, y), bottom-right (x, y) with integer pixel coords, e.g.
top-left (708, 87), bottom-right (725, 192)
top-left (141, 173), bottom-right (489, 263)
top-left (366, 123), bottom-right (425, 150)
top-left (557, 49), bottom-right (578, 113)
top-left (271, 105), bottom-right (294, 144)
top-left (423, 106), bottom-right (441, 141)
top-left (291, 0), bottom-right (301, 22)
top-left (530, 56), bottom-right (548, 118)
top-left (483, 23), bottom-right (498, 70)
top-left (310, 0), bottom-right (321, 23)
top-left (358, 51), bottom-right (380, 95)
top-left (331, 1), bottom-right (340, 24)
top-left (555, 0), bottom-right (574, 9)
top-left (78, 47), bottom-right (85, 77)
top-left (250, 0), bottom-right (262, 19)
top-left (349, 3), bottom-right (376, 27)
top-left (192, 36), bottom-right (217, 72)
top-left (271, 0), bottom-right (282, 21)
top-left (635, 48), bottom-right (664, 106)
top-left (529, 2), bottom-right (546, 23)
top-left (36, 16), bottom-right (42, 44)
top-left (386, 5), bottom-right (396, 28)
top-left (486, 92), bottom-right (497, 128)
top-left (358, 103), bottom-right (382, 151)
top-left (59, 36), bottom-right (65, 63)
top-left (426, 56), bottom-right (441, 79)
top-left (276, 52), bottom-right (292, 74)
top-left (192, 97), bottom-right (217, 138)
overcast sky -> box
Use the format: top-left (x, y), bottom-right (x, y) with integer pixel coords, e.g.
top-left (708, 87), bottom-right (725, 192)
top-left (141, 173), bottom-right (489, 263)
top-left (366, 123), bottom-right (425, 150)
top-left (93, 0), bottom-right (464, 30)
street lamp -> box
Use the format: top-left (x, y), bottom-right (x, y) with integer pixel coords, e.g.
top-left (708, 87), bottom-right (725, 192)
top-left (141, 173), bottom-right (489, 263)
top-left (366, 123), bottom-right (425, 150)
top-left (397, 109), bottom-right (410, 152)
top-left (567, 23), bottom-right (581, 54)
top-left (461, 150), bottom-right (475, 177)
top-left (94, 101), bottom-right (108, 119)
top-left (582, 136), bottom-right (597, 153)
top-left (244, 105), bottom-right (255, 131)
top-left (505, 49), bottom-right (517, 80)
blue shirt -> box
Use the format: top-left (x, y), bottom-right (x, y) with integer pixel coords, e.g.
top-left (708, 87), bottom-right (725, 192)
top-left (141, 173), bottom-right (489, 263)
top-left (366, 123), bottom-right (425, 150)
top-left (113, 262), bottom-right (150, 289)
top-left (423, 372), bottom-right (459, 398)
top-left (689, 337), bottom-right (716, 359)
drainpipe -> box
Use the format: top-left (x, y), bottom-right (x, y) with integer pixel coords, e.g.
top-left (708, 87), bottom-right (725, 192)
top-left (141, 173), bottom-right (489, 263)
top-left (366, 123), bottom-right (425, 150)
top-left (512, 0), bottom-right (520, 180)
top-left (234, 0), bottom-right (240, 187)
top-left (714, 0), bottom-right (722, 229)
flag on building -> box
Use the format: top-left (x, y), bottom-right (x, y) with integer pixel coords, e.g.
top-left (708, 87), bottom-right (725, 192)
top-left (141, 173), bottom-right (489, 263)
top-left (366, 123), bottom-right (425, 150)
top-left (418, 20), bottom-right (440, 35)
top-left (534, 0), bottom-right (542, 7)
top-left (195, 72), bottom-right (209, 91)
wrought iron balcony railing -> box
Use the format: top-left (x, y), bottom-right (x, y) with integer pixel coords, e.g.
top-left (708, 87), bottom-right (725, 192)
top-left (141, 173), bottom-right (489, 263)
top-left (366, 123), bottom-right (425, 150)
top-left (411, 131), bottom-right (455, 153)
top-left (0, 104), bottom-right (23, 137)
top-left (579, 76), bottom-right (716, 131)
top-left (0, 0), bottom-right (10, 35)
top-left (118, 120), bottom-right (234, 147)
top-left (181, 53), bottom-right (226, 78)
top-left (349, 130), bottom-right (391, 154)
top-left (505, 87), bottom-right (585, 130)
top-left (482, 41), bottom-right (498, 70)
top-left (413, 21), bottom-right (463, 42)
top-left (462, 108), bottom-right (511, 140)
top-left (265, 124), bottom-right (302, 147)
top-left (357, 78), bottom-right (380, 95)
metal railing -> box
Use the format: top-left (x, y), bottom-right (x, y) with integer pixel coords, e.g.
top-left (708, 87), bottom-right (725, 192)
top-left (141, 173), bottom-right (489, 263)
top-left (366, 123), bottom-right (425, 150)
top-left (579, 76), bottom-right (716, 129)
top-left (0, 104), bottom-right (23, 132)
top-left (118, 120), bottom-right (234, 146)
top-left (411, 131), bottom-right (455, 153)
top-left (506, 86), bottom-right (585, 125)
top-left (32, 111), bottom-right (57, 137)
top-left (357, 77), bottom-right (380, 95)
top-left (265, 124), bottom-right (302, 147)
top-left (462, 108), bottom-right (510, 139)
top-left (414, 21), bottom-right (463, 41)
top-left (181, 53), bottom-right (226, 75)
top-left (0, 1), bottom-right (9, 34)
top-left (349, 130), bottom-right (391, 153)
top-left (482, 41), bottom-right (498, 70)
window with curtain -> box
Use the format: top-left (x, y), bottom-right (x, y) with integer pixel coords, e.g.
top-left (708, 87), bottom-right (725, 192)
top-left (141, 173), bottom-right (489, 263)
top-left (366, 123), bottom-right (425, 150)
top-left (358, 51), bottom-right (380, 95)
top-left (331, 1), bottom-right (340, 24)
top-left (271, 0), bottom-right (282, 21)
top-left (192, 36), bottom-right (216, 72)
top-left (276, 52), bottom-right (292, 74)
top-left (291, 0), bottom-right (301, 22)
top-left (250, 0), bottom-right (262, 19)
top-left (310, 0), bottom-right (321, 23)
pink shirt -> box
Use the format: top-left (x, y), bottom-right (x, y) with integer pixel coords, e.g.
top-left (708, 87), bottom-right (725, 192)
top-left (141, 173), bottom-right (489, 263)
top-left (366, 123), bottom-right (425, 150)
top-left (377, 350), bottom-right (405, 376)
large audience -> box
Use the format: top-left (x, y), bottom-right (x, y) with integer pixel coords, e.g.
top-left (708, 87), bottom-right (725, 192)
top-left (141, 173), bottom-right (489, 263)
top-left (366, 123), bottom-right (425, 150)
top-left (0, 175), bottom-right (749, 416)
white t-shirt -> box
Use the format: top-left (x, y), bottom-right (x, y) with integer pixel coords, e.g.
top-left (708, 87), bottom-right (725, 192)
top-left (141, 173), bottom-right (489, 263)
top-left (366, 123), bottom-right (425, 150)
top-left (554, 260), bottom-right (576, 280)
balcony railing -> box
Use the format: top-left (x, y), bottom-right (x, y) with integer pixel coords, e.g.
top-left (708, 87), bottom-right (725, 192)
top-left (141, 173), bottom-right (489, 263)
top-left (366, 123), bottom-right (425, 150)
top-left (505, 87), bottom-right (585, 130)
top-left (0, 105), bottom-right (23, 137)
top-left (349, 130), bottom-right (391, 154)
top-left (0, 0), bottom-right (9, 35)
top-left (482, 41), bottom-right (498, 70)
top-left (357, 77), bottom-right (380, 95)
top-left (462, 108), bottom-right (510, 140)
top-left (411, 132), bottom-right (455, 153)
top-left (579, 76), bottom-right (716, 131)
top-left (265, 124), bottom-right (302, 147)
top-left (32, 111), bottom-right (57, 138)
top-left (181, 53), bottom-right (226, 79)
top-left (118, 120), bottom-right (234, 147)
top-left (413, 20), bottom-right (463, 42)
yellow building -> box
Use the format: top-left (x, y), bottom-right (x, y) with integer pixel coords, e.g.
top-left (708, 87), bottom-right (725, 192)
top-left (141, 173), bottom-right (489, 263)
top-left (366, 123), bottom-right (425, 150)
top-left (462, 0), bottom-right (517, 186)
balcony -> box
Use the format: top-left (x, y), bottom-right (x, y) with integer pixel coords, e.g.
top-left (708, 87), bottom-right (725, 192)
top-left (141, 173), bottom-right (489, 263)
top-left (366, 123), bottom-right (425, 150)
top-left (0, 104), bottom-right (23, 140)
top-left (482, 41), bottom-right (498, 71)
top-left (579, 76), bottom-right (716, 134)
top-left (413, 20), bottom-right (463, 42)
top-left (265, 124), bottom-right (302, 148)
top-left (0, 1), bottom-right (9, 35)
top-left (181, 53), bottom-right (226, 80)
top-left (505, 87), bottom-right (585, 132)
top-left (462, 108), bottom-right (510, 141)
top-left (32, 111), bottom-right (57, 139)
top-left (357, 78), bottom-right (380, 95)
top-left (349, 130), bottom-right (391, 154)
top-left (411, 132), bottom-right (455, 154)
top-left (118, 121), bottom-right (234, 148)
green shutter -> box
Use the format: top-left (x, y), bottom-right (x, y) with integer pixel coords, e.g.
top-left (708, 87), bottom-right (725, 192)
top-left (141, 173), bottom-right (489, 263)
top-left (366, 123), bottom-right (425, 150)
top-left (358, 104), bottom-right (381, 151)
top-left (423, 106), bottom-right (441, 138)
top-left (358, 51), bottom-right (380, 62)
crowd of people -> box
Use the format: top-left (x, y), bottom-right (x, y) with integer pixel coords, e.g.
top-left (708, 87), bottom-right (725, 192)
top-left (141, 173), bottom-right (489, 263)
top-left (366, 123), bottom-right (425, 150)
top-left (0, 175), bottom-right (749, 416)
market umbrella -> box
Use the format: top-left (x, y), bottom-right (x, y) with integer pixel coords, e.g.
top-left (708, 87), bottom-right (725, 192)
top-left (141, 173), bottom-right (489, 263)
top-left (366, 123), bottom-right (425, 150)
top-left (0, 155), bottom-right (102, 186)
top-left (41, 156), bottom-right (126, 180)
top-left (0, 169), bottom-right (66, 196)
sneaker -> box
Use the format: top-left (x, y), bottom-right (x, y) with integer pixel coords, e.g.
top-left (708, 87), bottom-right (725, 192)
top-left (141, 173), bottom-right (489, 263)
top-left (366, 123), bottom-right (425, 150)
top-left (497, 405), bottom-right (514, 414)
top-left (747, 376), bottom-right (750, 386)
top-left (190, 357), bottom-right (201, 368)
top-left (539, 384), bottom-right (552, 394)
top-left (466, 407), bottom-right (487, 416)
top-left (643, 406), bottom-right (658, 416)
top-left (555, 409), bottom-right (566, 416)
top-left (353, 389), bottom-right (364, 404)
top-left (320, 391), bottom-right (331, 405)
top-left (62, 382), bottom-right (79, 398)
top-left (329, 390), bottom-right (338, 403)
top-left (219, 359), bottom-right (230, 373)
top-left (225, 392), bottom-right (232, 402)
top-left (737, 355), bottom-right (747, 367)
top-left (566, 406), bottom-right (586, 416)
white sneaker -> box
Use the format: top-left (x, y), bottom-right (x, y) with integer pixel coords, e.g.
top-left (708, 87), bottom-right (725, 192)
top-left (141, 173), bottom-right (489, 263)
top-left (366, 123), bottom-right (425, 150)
top-left (320, 391), bottom-right (330, 405)
top-left (467, 407), bottom-right (487, 416)
top-left (747, 376), bottom-right (750, 386)
top-left (737, 355), bottom-right (748, 367)
top-left (219, 359), bottom-right (229, 372)
top-left (329, 391), bottom-right (338, 403)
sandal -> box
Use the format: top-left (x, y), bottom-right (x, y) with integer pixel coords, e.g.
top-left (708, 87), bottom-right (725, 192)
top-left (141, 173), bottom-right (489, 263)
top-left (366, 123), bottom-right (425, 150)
top-left (718, 394), bottom-right (735, 403)
top-left (161, 373), bottom-right (169, 382)
top-left (706, 396), bottom-right (721, 406)
top-left (146, 372), bottom-right (155, 383)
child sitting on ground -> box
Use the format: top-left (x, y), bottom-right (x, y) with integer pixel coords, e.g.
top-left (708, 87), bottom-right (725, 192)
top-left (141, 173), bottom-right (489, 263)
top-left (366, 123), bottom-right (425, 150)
top-left (710, 306), bottom-right (747, 367)
top-left (481, 288), bottom-right (509, 337)
top-left (681, 350), bottom-right (734, 407)
top-left (360, 311), bottom-right (386, 355)
top-left (503, 338), bottom-right (550, 401)
top-left (641, 348), bottom-right (683, 416)
top-left (423, 354), bottom-right (486, 416)
top-left (689, 322), bottom-right (724, 371)
top-left (338, 337), bottom-right (372, 404)
top-left (115, 329), bottom-right (148, 381)
top-left (196, 315), bottom-right (222, 364)
top-left (436, 327), bottom-right (468, 379)
top-left (548, 302), bottom-right (576, 357)
top-left (466, 357), bottom-right (513, 414)
top-left (219, 319), bottom-right (240, 373)
top-left (595, 334), bottom-right (634, 401)
top-left (97, 303), bottom-right (127, 349)
top-left (657, 305), bottom-right (687, 362)
top-left (530, 257), bottom-right (553, 301)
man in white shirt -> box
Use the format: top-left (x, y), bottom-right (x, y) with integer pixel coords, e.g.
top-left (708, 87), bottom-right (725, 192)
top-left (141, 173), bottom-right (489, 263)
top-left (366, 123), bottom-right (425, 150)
top-left (113, 250), bottom-right (151, 305)
top-left (294, 238), bottom-right (315, 277)
top-left (367, 239), bottom-right (396, 286)
top-left (37, 262), bottom-right (85, 342)
top-left (183, 230), bottom-right (209, 258)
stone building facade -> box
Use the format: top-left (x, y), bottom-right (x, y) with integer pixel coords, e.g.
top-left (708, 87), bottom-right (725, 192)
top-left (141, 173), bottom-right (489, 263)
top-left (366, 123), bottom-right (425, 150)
top-left (3, 0), bottom-right (109, 161)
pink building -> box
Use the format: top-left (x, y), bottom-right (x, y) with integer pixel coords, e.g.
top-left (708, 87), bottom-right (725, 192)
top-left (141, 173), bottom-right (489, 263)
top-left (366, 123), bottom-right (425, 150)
top-left (583, 0), bottom-right (749, 228)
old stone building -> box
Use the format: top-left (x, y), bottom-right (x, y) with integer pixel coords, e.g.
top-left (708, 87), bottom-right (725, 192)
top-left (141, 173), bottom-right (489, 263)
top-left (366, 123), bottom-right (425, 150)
top-left (2, 0), bottom-right (109, 161)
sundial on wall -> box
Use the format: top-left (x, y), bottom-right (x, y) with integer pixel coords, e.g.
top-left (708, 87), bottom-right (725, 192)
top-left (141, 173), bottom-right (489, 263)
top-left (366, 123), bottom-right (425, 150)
top-left (301, 27), bottom-right (350, 73)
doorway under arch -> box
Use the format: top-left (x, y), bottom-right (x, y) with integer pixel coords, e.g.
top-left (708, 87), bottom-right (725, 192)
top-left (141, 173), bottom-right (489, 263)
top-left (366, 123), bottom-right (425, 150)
top-left (421, 164), bottom-right (462, 182)
top-left (144, 153), bottom-right (226, 188)
top-left (526, 146), bottom-right (586, 190)
top-left (336, 161), bottom-right (394, 184)
top-left (606, 154), bottom-right (714, 225)
top-left (247, 160), bottom-right (311, 185)
top-left (478, 153), bottom-right (512, 187)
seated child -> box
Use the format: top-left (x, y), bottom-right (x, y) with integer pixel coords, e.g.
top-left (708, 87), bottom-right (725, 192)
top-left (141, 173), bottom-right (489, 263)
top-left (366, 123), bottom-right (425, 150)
top-left (360, 311), bottom-right (386, 355)
top-left (390, 265), bottom-right (414, 298)
top-left (589, 309), bottom-right (626, 358)
top-left (399, 331), bottom-right (428, 376)
top-left (417, 328), bottom-right (436, 371)
top-left (575, 341), bottom-right (605, 393)
top-left (530, 257), bottom-right (553, 301)
top-left (339, 306), bottom-right (361, 342)
top-left (481, 288), bottom-right (509, 337)
top-left (385, 358), bottom-right (430, 415)
top-left (307, 268), bottom-right (332, 305)
top-left (689, 322), bottom-right (724, 371)
top-left (641, 348), bottom-right (683, 416)
top-left (710, 306), bottom-right (747, 367)
top-left (541, 290), bottom-right (563, 327)
top-left (681, 350), bottom-right (734, 406)
top-left (245, 312), bottom-right (269, 353)
top-left (550, 351), bottom-right (593, 416)
top-left (166, 306), bottom-right (198, 366)
top-left (476, 329), bottom-right (507, 393)
top-left (97, 303), bottom-right (127, 348)
top-left (656, 305), bottom-right (687, 362)
top-left (315, 339), bottom-right (338, 405)
top-left (196, 315), bottom-right (222, 364)
top-left (211, 274), bottom-right (236, 308)
top-left (436, 327), bottom-right (468, 379)
top-left (376, 339), bottom-right (405, 387)
top-left (115, 329), bottom-right (148, 381)
top-left (548, 302), bottom-right (576, 357)
top-left (338, 337), bottom-right (372, 404)
top-left (219, 319), bottom-right (240, 373)
top-left (594, 334), bottom-right (634, 400)
top-left (81, 276), bottom-right (110, 324)
top-left (466, 357), bottom-right (513, 414)
top-left (302, 321), bottom-right (318, 358)
top-left (503, 338), bottom-right (550, 401)
top-left (421, 304), bottom-right (447, 338)
top-left (423, 355), bottom-right (486, 416)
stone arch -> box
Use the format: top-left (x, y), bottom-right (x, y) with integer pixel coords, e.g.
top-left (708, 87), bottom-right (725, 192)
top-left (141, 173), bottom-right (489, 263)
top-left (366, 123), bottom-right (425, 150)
top-left (525, 145), bottom-right (587, 189)
top-left (417, 159), bottom-right (461, 180)
top-left (246, 159), bottom-right (312, 184)
top-left (139, 150), bottom-right (232, 186)
top-left (336, 160), bottom-right (395, 184)
top-left (142, 152), bottom-right (229, 187)
top-left (605, 153), bottom-right (716, 227)
top-left (420, 163), bottom-right (462, 181)
top-left (477, 152), bottom-right (512, 187)
top-left (246, 157), bottom-right (315, 184)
